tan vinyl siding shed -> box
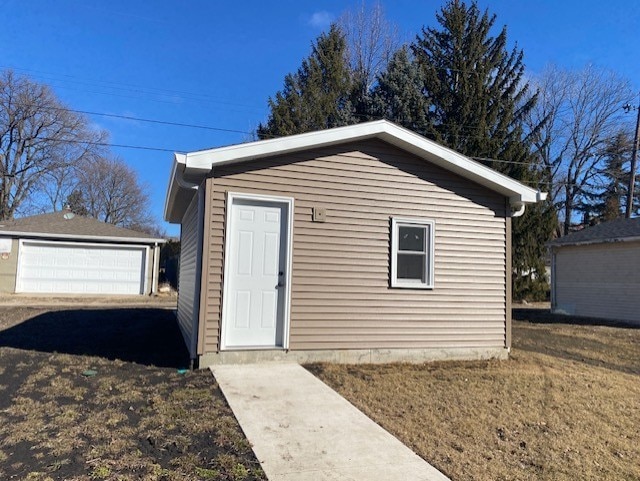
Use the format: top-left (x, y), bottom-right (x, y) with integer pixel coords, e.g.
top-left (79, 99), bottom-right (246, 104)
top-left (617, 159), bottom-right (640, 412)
top-left (164, 121), bottom-right (545, 365)
top-left (550, 218), bottom-right (640, 324)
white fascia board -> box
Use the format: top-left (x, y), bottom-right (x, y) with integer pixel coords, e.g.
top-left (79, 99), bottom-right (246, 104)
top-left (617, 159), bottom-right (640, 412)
top-left (373, 124), bottom-right (544, 204)
top-left (164, 153), bottom-right (208, 223)
top-left (183, 120), bottom-right (543, 204)
top-left (165, 120), bottom-right (546, 222)
top-left (0, 231), bottom-right (166, 244)
top-left (164, 153), bottom-right (185, 222)
top-left (187, 121), bottom-right (388, 170)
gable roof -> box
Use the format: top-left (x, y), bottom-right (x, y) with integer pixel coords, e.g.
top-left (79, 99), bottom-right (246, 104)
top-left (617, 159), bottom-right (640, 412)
top-left (0, 212), bottom-right (165, 244)
top-left (549, 217), bottom-right (640, 247)
top-left (164, 120), bottom-right (546, 223)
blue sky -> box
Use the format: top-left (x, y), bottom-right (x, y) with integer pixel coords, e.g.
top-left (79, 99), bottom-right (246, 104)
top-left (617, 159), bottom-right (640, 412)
top-left (1, 0), bottom-right (638, 236)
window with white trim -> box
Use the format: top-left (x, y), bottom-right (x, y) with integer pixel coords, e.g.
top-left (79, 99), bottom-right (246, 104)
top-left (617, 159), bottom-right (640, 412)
top-left (391, 218), bottom-right (434, 289)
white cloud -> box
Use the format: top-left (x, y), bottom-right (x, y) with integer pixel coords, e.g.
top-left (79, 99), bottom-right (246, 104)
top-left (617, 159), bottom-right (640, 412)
top-left (308, 10), bottom-right (333, 29)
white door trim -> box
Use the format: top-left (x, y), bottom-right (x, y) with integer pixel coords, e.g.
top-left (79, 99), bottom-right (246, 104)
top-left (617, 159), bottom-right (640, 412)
top-left (142, 244), bottom-right (151, 295)
top-left (220, 191), bottom-right (294, 351)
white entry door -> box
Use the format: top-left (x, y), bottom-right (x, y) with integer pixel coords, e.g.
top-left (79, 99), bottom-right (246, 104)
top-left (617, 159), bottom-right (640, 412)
top-left (223, 196), bottom-right (291, 348)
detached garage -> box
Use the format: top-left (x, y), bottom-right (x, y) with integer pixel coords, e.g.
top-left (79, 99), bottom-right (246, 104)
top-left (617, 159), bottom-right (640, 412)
top-left (164, 120), bottom-right (546, 366)
top-left (550, 217), bottom-right (640, 324)
top-left (0, 212), bottom-right (165, 295)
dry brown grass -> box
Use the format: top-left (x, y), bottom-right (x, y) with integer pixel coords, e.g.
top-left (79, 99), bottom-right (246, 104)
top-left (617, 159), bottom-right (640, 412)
top-left (0, 306), bottom-right (265, 481)
top-left (308, 311), bottom-right (640, 481)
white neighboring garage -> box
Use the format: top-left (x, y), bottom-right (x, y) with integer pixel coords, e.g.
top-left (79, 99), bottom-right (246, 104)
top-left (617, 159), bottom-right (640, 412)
top-left (17, 241), bottom-right (147, 295)
top-left (0, 212), bottom-right (165, 296)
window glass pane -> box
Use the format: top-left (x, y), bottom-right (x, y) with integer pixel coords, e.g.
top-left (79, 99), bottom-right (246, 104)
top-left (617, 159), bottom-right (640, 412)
top-left (398, 226), bottom-right (425, 252)
top-left (397, 253), bottom-right (425, 280)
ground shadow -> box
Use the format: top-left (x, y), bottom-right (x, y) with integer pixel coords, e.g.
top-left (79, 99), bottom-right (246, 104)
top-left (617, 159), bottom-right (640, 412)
top-left (513, 308), bottom-right (640, 329)
top-left (513, 308), bottom-right (640, 376)
top-left (0, 308), bottom-right (190, 368)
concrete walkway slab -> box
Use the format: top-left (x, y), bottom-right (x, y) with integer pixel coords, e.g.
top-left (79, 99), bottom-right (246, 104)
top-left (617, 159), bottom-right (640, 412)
top-left (210, 363), bottom-right (450, 481)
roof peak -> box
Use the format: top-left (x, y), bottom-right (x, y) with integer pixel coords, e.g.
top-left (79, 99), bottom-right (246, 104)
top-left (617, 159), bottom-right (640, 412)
top-left (0, 211), bottom-right (165, 243)
top-left (165, 120), bottom-right (546, 223)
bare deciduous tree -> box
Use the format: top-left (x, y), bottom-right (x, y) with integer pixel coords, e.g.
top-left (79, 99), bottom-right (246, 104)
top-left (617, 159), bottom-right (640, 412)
top-left (75, 156), bottom-right (155, 232)
top-left (528, 65), bottom-right (633, 234)
top-left (0, 70), bottom-right (105, 220)
top-left (37, 166), bottom-right (78, 213)
top-left (339, 1), bottom-right (400, 90)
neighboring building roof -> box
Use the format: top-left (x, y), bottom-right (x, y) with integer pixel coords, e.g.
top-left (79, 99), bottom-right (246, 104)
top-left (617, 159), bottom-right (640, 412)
top-left (549, 217), bottom-right (640, 247)
top-left (0, 212), bottom-right (165, 244)
top-left (164, 120), bottom-right (547, 223)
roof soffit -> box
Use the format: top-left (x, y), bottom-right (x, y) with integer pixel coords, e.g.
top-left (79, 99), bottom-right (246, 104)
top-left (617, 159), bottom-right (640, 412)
top-left (164, 120), bottom-right (545, 222)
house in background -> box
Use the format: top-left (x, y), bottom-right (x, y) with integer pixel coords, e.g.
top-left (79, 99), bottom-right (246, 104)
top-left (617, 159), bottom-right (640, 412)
top-left (549, 217), bottom-right (640, 323)
top-left (0, 212), bottom-right (165, 296)
top-left (164, 120), bottom-right (545, 366)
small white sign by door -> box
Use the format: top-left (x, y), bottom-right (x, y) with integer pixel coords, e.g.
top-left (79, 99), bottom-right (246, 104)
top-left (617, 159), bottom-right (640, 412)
top-left (0, 238), bottom-right (12, 254)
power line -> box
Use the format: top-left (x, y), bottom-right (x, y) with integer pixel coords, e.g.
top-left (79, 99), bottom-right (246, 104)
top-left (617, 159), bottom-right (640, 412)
top-left (65, 108), bottom-right (251, 135)
top-left (17, 102), bottom-right (255, 136)
top-left (2, 65), bottom-right (544, 148)
top-left (0, 65), bottom-right (262, 111)
top-left (0, 72), bottom-right (559, 167)
top-left (2, 65), bottom-right (532, 136)
top-left (36, 137), bottom-right (179, 153)
top-left (471, 156), bottom-right (535, 166)
top-left (3, 136), bottom-right (581, 189)
top-left (12, 103), bottom-right (546, 165)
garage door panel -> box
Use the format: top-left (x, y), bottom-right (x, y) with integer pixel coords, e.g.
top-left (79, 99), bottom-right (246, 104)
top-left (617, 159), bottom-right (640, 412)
top-left (17, 242), bottom-right (146, 295)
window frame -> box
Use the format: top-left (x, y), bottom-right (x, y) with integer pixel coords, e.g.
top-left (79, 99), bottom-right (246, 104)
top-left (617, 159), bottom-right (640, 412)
top-left (390, 217), bottom-right (435, 289)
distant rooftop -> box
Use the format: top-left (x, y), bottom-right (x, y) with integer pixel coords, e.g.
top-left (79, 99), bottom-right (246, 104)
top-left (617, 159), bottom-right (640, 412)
top-left (550, 217), bottom-right (640, 247)
top-left (0, 212), bottom-right (165, 243)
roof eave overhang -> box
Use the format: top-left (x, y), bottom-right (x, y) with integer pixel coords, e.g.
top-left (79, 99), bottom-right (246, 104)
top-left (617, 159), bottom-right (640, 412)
top-left (165, 120), bottom-right (546, 222)
top-left (0, 231), bottom-right (166, 244)
top-left (164, 153), bottom-right (210, 223)
top-left (549, 235), bottom-right (640, 249)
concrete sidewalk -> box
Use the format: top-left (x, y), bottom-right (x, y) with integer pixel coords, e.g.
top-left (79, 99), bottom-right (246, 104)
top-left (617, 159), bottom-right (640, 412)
top-left (210, 363), bottom-right (450, 481)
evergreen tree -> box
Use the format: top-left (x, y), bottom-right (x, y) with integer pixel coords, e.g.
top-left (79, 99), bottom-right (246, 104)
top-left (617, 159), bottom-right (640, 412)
top-left (64, 189), bottom-right (88, 216)
top-left (411, 0), bottom-right (536, 178)
top-left (257, 25), bottom-right (355, 139)
top-left (512, 183), bottom-right (557, 300)
top-left (578, 131), bottom-right (634, 221)
top-left (370, 46), bottom-right (430, 133)
top-left (257, 2), bottom-right (557, 299)
top-left (411, 0), bottom-right (555, 300)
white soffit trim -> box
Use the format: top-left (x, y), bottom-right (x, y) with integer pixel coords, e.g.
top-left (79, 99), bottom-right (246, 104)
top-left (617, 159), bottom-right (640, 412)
top-left (164, 152), bottom-right (210, 223)
top-left (165, 120), bottom-right (546, 222)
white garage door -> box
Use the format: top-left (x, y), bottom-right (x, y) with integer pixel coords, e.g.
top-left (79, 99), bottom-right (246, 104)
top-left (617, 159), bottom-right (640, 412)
top-left (17, 241), bottom-right (147, 295)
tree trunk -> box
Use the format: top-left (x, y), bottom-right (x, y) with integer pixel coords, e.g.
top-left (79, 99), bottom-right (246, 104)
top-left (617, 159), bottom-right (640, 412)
top-left (563, 187), bottom-right (573, 235)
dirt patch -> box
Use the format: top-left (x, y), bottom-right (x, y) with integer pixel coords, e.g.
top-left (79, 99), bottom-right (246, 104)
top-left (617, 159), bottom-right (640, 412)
top-left (0, 306), bottom-right (265, 481)
top-left (0, 294), bottom-right (177, 309)
top-left (308, 310), bottom-right (640, 481)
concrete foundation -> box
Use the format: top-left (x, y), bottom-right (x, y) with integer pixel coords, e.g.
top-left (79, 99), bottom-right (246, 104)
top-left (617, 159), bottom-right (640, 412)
top-left (199, 346), bottom-right (508, 367)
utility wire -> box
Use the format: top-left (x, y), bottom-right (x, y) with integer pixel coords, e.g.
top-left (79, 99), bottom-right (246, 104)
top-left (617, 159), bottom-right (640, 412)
top-left (34, 137), bottom-right (179, 153)
top-left (16, 103), bottom-right (547, 166)
top-left (66, 108), bottom-right (251, 135)
top-left (2, 138), bottom-right (583, 188)
top-left (0, 72), bottom-right (562, 168)
top-left (0, 64), bottom-right (261, 110)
